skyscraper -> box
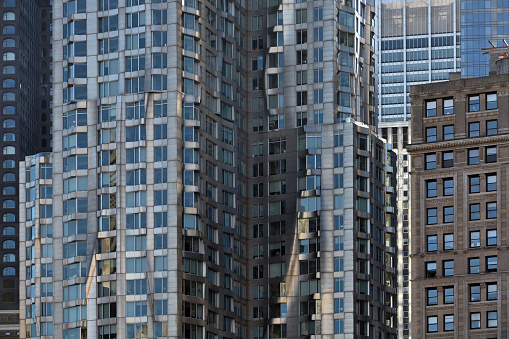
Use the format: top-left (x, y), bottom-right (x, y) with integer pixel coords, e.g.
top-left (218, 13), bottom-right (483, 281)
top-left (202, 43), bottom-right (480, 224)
top-left (409, 54), bottom-right (509, 337)
top-left (19, 0), bottom-right (397, 338)
top-left (0, 0), bottom-right (53, 337)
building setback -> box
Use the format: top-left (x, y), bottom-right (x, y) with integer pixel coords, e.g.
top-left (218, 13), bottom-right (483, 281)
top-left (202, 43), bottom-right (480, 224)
top-left (19, 0), bottom-right (397, 338)
top-left (409, 60), bottom-right (509, 337)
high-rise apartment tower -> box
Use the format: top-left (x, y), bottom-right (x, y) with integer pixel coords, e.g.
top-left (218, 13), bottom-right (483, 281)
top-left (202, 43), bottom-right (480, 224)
top-left (19, 0), bottom-right (398, 338)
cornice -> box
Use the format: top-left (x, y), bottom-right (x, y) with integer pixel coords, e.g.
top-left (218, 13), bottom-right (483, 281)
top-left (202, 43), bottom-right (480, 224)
top-left (407, 135), bottom-right (509, 153)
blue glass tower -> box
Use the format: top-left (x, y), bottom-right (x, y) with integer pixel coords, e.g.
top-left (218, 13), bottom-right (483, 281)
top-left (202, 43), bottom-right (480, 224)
top-left (461, 0), bottom-right (509, 78)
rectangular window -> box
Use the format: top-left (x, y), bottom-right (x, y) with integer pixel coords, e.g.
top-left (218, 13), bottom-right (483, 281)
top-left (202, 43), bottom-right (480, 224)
top-left (427, 288), bottom-right (437, 305)
top-left (486, 146), bottom-right (497, 163)
top-left (442, 151), bottom-right (453, 168)
top-left (486, 93), bottom-right (497, 110)
top-left (487, 173), bottom-right (497, 191)
top-left (487, 311), bottom-right (497, 328)
top-left (486, 256), bottom-right (497, 272)
top-left (470, 284), bottom-right (481, 301)
top-left (469, 258), bottom-right (480, 274)
top-left (443, 206), bottom-right (453, 223)
top-left (443, 125), bottom-right (454, 140)
top-left (444, 286), bottom-right (454, 304)
top-left (444, 233), bottom-right (454, 250)
top-left (468, 149), bottom-right (479, 165)
top-left (470, 203), bottom-right (480, 220)
top-left (481, 200), bottom-right (494, 218)
top-left (469, 175), bottom-right (480, 193)
top-left (487, 120), bottom-right (497, 135)
top-left (425, 153), bottom-right (436, 170)
top-left (469, 122), bottom-right (480, 137)
top-left (427, 235), bottom-right (437, 251)
top-left (469, 95), bottom-right (480, 112)
top-left (443, 260), bottom-right (454, 276)
top-left (427, 316), bottom-right (437, 332)
top-left (444, 315), bottom-right (454, 331)
top-left (426, 101), bottom-right (437, 117)
top-left (426, 262), bottom-right (436, 278)
top-left (487, 229), bottom-right (497, 246)
top-left (427, 208), bottom-right (437, 224)
top-left (426, 127), bottom-right (436, 142)
top-left (487, 283), bottom-right (497, 300)
top-left (443, 98), bottom-right (454, 115)
top-left (470, 231), bottom-right (480, 247)
top-left (427, 180), bottom-right (437, 197)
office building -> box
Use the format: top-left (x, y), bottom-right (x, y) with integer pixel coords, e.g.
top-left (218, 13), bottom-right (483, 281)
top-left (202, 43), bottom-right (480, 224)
top-left (0, 0), bottom-right (53, 337)
top-left (408, 53), bottom-right (509, 337)
top-left (19, 0), bottom-right (397, 338)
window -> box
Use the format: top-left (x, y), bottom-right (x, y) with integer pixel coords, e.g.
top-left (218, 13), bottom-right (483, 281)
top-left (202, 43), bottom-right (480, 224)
top-left (426, 262), bottom-right (436, 278)
top-left (486, 146), bottom-right (497, 163)
top-left (469, 175), bottom-right (480, 193)
top-left (469, 95), bottom-right (480, 112)
top-left (486, 202), bottom-right (497, 219)
top-left (469, 258), bottom-right (480, 274)
top-left (444, 315), bottom-right (454, 331)
top-left (443, 206), bottom-right (453, 223)
top-left (427, 208), bottom-right (437, 224)
top-left (470, 231), bottom-right (480, 247)
top-left (486, 173), bottom-right (497, 191)
top-left (427, 316), bottom-right (437, 332)
top-left (486, 93), bottom-right (497, 110)
top-left (469, 122), bottom-right (480, 137)
top-left (487, 229), bottom-right (497, 246)
top-left (470, 284), bottom-right (481, 302)
top-left (425, 153), bottom-right (436, 169)
top-left (443, 98), bottom-right (454, 115)
top-left (442, 151), bottom-right (453, 168)
top-left (486, 256), bottom-right (497, 272)
top-left (486, 311), bottom-right (497, 328)
top-left (443, 260), bottom-right (454, 276)
top-left (443, 125), bottom-right (454, 140)
top-left (470, 312), bottom-right (481, 329)
top-left (426, 101), bottom-right (437, 117)
top-left (444, 286), bottom-right (454, 304)
top-left (427, 288), bottom-right (438, 305)
top-left (470, 204), bottom-right (480, 220)
top-left (427, 180), bottom-right (437, 197)
top-left (468, 148), bottom-right (479, 165)
top-left (487, 120), bottom-right (497, 135)
top-left (426, 127), bottom-right (436, 142)
top-left (427, 235), bottom-right (437, 251)
top-left (487, 283), bottom-right (497, 300)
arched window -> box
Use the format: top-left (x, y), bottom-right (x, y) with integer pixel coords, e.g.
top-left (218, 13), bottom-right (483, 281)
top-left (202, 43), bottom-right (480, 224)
top-left (2, 52), bottom-right (14, 61)
top-left (2, 267), bottom-right (14, 275)
top-left (2, 92), bottom-right (15, 100)
top-left (2, 173), bottom-right (15, 181)
top-left (2, 253), bottom-right (14, 262)
top-left (2, 39), bottom-right (14, 47)
top-left (2, 186), bottom-right (14, 195)
top-left (3, 280), bottom-right (14, 289)
top-left (2, 293), bottom-right (15, 302)
top-left (2, 200), bottom-right (14, 208)
top-left (2, 12), bottom-right (14, 20)
top-left (2, 160), bottom-right (14, 168)
top-left (2, 240), bottom-right (14, 249)
top-left (2, 133), bottom-right (14, 141)
top-left (2, 213), bottom-right (14, 222)
top-left (2, 25), bottom-right (14, 34)
top-left (2, 106), bottom-right (14, 114)
top-left (2, 146), bottom-right (15, 154)
top-left (2, 66), bottom-right (14, 74)
top-left (2, 79), bottom-right (14, 88)
top-left (2, 226), bottom-right (14, 235)
top-left (2, 119), bottom-right (14, 128)
top-left (2, 0), bottom-right (15, 7)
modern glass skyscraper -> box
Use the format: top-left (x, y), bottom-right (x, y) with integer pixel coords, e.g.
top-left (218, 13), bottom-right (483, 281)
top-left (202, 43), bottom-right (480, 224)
top-left (460, 0), bottom-right (509, 78)
top-left (19, 0), bottom-right (398, 338)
